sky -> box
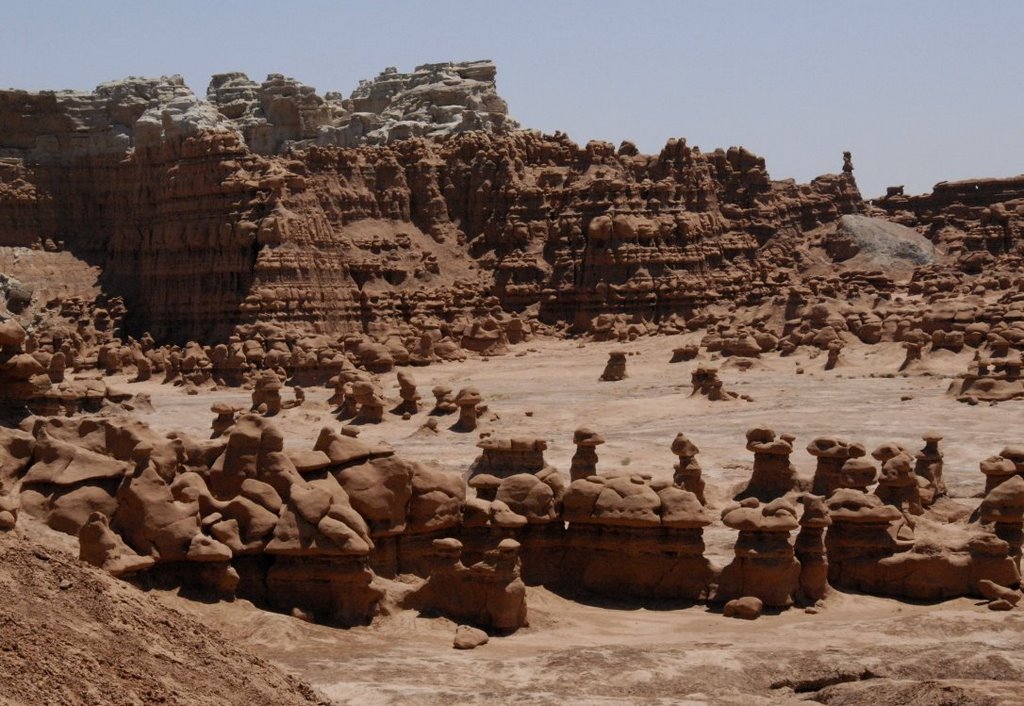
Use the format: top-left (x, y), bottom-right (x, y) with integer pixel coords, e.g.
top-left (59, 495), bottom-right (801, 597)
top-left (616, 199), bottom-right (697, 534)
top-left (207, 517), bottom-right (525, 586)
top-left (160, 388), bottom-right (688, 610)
top-left (1, 0), bottom-right (1021, 198)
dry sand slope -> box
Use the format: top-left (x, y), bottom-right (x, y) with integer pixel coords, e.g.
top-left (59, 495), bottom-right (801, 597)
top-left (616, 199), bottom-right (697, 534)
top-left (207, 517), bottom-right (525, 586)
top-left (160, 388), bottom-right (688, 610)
top-left (0, 522), bottom-right (330, 706)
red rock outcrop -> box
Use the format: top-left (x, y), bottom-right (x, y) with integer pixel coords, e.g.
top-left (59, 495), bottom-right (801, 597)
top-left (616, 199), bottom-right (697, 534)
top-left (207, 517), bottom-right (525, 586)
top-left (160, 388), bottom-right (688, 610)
top-left (1, 71), bottom-right (864, 345)
top-left (560, 473), bottom-right (714, 600)
top-left (735, 427), bottom-right (807, 502)
top-left (825, 487), bottom-right (1019, 600)
top-left (715, 498), bottom-right (801, 607)
top-left (405, 537), bottom-right (528, 632)
top-left (875, 175), bottom-right (1024, 258)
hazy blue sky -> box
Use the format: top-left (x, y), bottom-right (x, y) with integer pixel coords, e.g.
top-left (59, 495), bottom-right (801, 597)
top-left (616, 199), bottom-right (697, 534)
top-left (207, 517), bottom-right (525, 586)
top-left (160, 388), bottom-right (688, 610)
top-left (2, 1), bottom-right (1021, 197)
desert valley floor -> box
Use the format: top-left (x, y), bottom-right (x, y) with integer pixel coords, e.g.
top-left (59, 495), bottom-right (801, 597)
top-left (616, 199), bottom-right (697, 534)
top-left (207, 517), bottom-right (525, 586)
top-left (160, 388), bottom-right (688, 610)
top-left (57, 335), bottom-right (1020, 705)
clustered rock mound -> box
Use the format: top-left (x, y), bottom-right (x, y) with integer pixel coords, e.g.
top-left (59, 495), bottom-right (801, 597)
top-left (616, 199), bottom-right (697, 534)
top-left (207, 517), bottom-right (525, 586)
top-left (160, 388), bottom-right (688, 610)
top-left (3, 415), bottom-right (1022, 632)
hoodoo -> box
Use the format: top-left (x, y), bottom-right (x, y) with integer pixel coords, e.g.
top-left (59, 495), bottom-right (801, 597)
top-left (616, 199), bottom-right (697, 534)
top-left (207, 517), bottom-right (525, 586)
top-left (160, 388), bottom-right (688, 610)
top-left (3, 28), bottom-right (1024, 703)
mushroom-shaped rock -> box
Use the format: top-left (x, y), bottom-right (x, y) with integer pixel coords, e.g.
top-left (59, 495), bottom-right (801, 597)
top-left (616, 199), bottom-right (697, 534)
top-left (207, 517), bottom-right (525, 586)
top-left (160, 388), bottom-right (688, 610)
top-left (691, 365), bottom-right (737, 401)
top-left (468, 473), bottom-right (503, 502)
top-left (453, 387), bottom-right (482, 431)
top-left (210, 403), bottom-right (241, 439)
top-left (736, 428), bottom-right (804, 502)
top-left (470, 437), bottom-right (550, 479)
top-left (871, 441), bottom-right (909, 465)
top-left (671, 432), bottom-right (705, 504)
top-left (430, 385), bottom-right (457, 415)
top-left (570, 427), bottom-right (605, 481)
top-left (409, 537), bottom-right (528, 632)
top-left (875, 453), bottom-right (923, 516)
top-left (599, 351), bottom-right (628, 381)
top-left (351, 380), bottom-right (385, 424)
top-left (807, 436), bottom-right (866, 497)
top-left (823, 490), bottom-right (904, 591)
top-left (914, 432), bottom-right (946, 505)
top-left (839, 458), bottom-right (877, 492)
top-left (826, 489), bottom-right (903, 525)
top-left (980, 456), bottom-right (1019, 494)
top-left (717, 499), bottom-right (801, 607)
top-left (394, 371), bottom-right (420, 415)
top-left (250, 370), bottom-right (283, 415)
top-left (977, 476), bottom-right (1024, 556)
top-left (796, 494), bottom-right (832, 602)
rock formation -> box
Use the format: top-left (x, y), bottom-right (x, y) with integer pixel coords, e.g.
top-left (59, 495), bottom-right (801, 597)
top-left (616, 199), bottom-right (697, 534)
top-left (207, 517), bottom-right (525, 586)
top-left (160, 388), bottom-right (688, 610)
top-left (393, 370), bottom-right (420, 415)
top-left (671, 433), bottom-right (706, 505)
top-left (670, 344), bottom-right (698, 363)
top-left (250, 370), bottom-right (283, 415)
top-left (976, 476), bottom-right (1024, 558)
top-left (561, 473), bottom-right (713, 599)
top-left (430, 385), bottom-right (457, 415)
top-left (735, 428), bottom-right (806, 502)
top-left (873, 445), bottom-right (923, 517)
top-left (8, 55), bottom-right (1024, 675)
top-left (980, 454), bottom-right (1019, 494)
top-left (795, 494), bottom-right (832, 603)
top-left (716, 498), bottom-right (801, 607)
top-left (826, 487), bottom-right (1019, 600)
top-left (407, 537), bottom-right (527, 632)
top-left (807, 436), bottom-right (866, 497)
top-left (690, 365), bottom-right (737, 401)
top-left (210, 403), bottom-right (241, 438)
top-left (453, 387), bottom-right (482, 431)
top-left (0, 65), bottom-right (863, 345)
top-left (599, 351), bottom-right (627, 381)
top-left (569, 427), bottom-right (604, 481)
top-left (351, 380), bottom-right (385, 424)
top-left (914, 432), bottom-right (947, 506)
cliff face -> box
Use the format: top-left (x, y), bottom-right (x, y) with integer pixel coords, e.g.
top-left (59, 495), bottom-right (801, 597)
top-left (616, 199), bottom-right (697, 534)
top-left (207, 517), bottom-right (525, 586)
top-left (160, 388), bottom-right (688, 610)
top-left (0, 77), bottom-right (276, 341)
top-left (875, 176), bottom-right (1024, 257)
top-left (0, 67), bottom-right (865, 343)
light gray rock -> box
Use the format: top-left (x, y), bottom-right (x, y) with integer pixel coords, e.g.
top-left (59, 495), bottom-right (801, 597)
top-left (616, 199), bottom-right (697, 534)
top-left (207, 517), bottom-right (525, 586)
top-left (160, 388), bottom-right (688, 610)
top-left (1, 60), bottom-right (518, 161)
top-left (453, 624), bottom-right (489, 649)
top-left (826, 215), bottom-right (936, 269)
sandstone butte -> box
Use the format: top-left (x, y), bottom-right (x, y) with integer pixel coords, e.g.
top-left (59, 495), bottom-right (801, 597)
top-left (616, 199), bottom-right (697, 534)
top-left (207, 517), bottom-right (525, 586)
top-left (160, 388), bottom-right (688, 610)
top-left (1, 60), bottom-right (1024, 704)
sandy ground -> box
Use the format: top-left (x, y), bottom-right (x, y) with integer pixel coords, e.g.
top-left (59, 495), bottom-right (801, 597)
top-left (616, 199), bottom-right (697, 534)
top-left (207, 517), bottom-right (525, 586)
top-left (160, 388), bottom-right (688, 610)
top-left (159, 580), bottom-right (1024, 705)
top-left (129, 334), bottom-right (1009, 503)
top-left (89, 334), bottom-right (1024, 704)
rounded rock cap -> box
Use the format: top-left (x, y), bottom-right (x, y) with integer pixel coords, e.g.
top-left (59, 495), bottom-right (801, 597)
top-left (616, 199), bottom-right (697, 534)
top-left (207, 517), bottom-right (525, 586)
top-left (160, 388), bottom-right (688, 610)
top-left (671, 433), bottom-right (700, 457)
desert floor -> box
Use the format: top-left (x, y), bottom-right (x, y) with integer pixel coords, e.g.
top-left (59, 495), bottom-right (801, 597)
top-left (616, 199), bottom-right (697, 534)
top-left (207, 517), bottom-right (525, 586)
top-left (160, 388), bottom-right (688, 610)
top-left (94, 334), bottom-right (1024, 704)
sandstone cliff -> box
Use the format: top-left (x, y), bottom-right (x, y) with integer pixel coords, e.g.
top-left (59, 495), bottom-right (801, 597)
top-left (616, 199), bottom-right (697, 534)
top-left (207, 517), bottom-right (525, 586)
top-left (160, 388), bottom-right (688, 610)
top-left (0, 63), bottom-right (865, 343)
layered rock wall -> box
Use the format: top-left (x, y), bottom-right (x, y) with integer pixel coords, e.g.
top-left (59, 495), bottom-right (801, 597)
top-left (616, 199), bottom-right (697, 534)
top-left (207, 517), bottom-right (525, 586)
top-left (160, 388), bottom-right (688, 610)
top-left (0, 67), bottom-right (863, 344)
top-left (875, 175), bottom-right (1024, 257)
